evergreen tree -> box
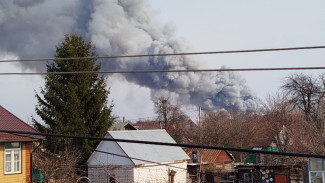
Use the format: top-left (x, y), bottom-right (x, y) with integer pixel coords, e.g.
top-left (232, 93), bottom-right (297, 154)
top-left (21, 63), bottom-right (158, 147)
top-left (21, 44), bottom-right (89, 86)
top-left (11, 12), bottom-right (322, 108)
top-left (33, 34), bottom-right (113, 158)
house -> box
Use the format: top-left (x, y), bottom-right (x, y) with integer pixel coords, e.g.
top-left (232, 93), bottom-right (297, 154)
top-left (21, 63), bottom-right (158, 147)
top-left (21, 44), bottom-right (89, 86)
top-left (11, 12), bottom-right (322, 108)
top-left (87, 130), bottom-right (190, 183)
top-left (109, 122), bottom-right (137, 131)
top-left (0, 105), bottom-right (43, 183)
top-left (134, 117), bottom-right (198, 144)
top-left (133, 120), bottom-right (164, 130)
top-left (134, 117), bottom-right (197, 131)
top-left (183, 148), bottom-right (235, 183)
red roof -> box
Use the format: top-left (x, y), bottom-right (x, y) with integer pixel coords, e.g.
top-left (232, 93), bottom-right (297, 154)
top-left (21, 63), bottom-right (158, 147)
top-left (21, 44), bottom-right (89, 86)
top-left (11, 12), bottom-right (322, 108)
top-left (183, 148), bottom-right (234, 163)
top-left (0, 105), bottom-right (43, 142)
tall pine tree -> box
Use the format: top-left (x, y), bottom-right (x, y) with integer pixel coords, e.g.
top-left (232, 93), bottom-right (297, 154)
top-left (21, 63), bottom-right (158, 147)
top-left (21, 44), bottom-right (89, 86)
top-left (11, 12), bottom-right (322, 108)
top-left (33, 34), bottom-right (113, 157)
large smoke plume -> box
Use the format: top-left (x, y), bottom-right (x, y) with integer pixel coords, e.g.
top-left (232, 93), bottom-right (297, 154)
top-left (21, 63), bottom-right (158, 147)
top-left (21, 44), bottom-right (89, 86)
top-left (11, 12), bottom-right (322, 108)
top-left (0, 0), bottom-right (260, 112)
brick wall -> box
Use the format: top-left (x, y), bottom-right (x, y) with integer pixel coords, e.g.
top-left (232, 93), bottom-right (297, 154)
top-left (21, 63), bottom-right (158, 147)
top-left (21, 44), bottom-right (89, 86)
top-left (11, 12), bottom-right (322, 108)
top-left (88, 165), bottom-right (134, 183)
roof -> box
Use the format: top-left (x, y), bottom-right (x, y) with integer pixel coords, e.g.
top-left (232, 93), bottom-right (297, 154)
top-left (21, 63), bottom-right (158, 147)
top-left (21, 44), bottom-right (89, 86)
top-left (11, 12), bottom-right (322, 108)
top-left (109, 122), bottom-right (137, 131)
top-left (183, 148), bottom-right (234, 163)
top-left (0, 105), bottom-right (43, 142)
top-left (133, 121), bottom-right (164, 130)
top-left (90, 130), bottom-right (189, 165)
top-left (134, 118), bottom-right (197, 131)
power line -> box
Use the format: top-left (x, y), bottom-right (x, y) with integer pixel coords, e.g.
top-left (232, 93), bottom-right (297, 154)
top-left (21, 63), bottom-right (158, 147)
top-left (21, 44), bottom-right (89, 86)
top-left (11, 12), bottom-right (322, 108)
top-left (1, 129), bottom-right (325, 158)
top-left (13, 132), bottom-right (239, 181)
top-left (11, 132), bottom-right (241, 182)
top-left (1, 66), bottom-right (325, 76)
top-left (12, 133), bottom-right (188, 171)
top-left (1, 46), bottom-right (324, 63)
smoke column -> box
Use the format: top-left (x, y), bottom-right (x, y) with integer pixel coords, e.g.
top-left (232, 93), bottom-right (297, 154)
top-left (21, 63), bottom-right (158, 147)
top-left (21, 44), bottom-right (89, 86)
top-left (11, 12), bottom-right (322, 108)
top-left (0, 0), bottom-right (260, 112)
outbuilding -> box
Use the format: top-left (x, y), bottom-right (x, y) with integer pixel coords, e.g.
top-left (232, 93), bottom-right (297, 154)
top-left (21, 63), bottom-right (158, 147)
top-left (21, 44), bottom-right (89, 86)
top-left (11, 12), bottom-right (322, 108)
top-left (87, 129), bottom-right (189, 183)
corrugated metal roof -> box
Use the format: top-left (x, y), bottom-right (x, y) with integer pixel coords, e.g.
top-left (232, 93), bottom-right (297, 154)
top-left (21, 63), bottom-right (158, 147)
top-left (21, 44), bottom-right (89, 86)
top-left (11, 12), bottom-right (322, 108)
top-left (183, 148), bottom-right (234, 163)
top-left (183, 148), bottom-right (221, 163)
top-left (108, 130), bottom-right (189, 165)
top-left (0, 105), bottom-right (43, 141)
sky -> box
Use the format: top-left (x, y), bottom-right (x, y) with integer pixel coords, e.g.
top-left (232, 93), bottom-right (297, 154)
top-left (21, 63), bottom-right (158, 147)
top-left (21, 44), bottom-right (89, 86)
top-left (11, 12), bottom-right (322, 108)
top-left (0, 0), bottom-right (324, 124)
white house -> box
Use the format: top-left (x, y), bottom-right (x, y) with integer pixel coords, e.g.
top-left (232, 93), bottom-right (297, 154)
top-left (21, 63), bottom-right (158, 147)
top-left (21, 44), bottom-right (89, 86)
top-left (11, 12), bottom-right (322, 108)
top-left (87, 130), bottom-right (190, 183)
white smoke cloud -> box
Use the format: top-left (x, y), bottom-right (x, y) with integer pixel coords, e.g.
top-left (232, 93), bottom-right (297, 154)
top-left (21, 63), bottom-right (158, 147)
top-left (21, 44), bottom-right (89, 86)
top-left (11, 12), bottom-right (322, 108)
top-left (89, 0), bottom-right (260, 112)
top-left (0, 0), bottom-right (261, 112)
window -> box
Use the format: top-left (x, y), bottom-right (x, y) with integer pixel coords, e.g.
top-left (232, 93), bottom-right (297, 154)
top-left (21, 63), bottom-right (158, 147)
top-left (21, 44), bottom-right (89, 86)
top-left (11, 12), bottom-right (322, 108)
top-left (309, 158), bottom-right (325, 183)
top-left (4, 142), bottom-right (21, 174)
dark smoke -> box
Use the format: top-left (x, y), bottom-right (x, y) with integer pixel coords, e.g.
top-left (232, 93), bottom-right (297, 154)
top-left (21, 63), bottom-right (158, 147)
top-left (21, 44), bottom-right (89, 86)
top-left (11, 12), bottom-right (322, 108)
top-left (0, 0), bottom-right (261, 112)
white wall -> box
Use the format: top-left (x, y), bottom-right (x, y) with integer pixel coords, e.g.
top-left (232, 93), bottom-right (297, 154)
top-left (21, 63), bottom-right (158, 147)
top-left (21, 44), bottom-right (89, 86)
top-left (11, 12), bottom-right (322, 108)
top-left (88, 161), bottom-right (188, 183)
top-left (134, 161), bottom-right (188, 183)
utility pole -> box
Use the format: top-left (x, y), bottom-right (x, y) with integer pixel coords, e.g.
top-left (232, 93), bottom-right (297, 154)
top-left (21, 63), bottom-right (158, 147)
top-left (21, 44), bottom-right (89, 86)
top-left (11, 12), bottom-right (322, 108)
top-left (199, 106), bottom-right (202, 143)
top-left (198, 107), bottom-right (201, 125)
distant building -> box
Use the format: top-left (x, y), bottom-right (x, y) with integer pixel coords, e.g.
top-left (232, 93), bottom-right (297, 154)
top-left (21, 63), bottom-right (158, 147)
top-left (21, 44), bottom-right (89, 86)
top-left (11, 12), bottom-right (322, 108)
top-left (87, 130), bottom-right (189, 183)
top-left (0, 105), bottom-right (44, 183)
top-left (134, 117), bottom-right (198, 144)
top-left (109, 122), bottom-right (137, 131)
top-left (183, 148), bottom-right (235, 182)
top-left (134, 117), bottom-right (197, 131)
top-left (133, 120), bottom-right (165, 130)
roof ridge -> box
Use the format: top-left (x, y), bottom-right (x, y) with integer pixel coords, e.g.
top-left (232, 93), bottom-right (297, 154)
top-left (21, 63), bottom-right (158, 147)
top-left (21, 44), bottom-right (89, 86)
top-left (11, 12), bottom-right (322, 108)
top-left (108, 129), bottom-right (165, 133)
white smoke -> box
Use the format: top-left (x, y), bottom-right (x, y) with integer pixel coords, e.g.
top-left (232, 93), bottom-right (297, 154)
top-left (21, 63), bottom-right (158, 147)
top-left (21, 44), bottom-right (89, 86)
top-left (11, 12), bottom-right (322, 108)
top-left (0, 0), bottom-right (261, 112)
top-left (0, 0), bottom-right (92, 68)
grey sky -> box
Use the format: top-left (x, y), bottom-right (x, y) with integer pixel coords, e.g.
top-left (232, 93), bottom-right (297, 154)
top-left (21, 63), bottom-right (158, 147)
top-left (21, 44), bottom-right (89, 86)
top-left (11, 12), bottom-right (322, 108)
top-left (149, 0), bottom-right (325, 101)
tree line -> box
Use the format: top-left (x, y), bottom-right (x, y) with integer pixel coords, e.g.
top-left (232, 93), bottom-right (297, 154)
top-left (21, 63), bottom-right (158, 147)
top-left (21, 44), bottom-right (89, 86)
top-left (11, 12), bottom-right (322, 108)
top-left (154, 73), bottom-right (325, 163)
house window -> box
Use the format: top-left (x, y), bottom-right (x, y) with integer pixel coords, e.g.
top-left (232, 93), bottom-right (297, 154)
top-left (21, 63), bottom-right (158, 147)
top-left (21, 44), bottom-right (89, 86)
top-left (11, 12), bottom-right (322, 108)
top-left (309, 158), bottom-right (325, 183)
top-left (4, 142), bottom-right (21, 174)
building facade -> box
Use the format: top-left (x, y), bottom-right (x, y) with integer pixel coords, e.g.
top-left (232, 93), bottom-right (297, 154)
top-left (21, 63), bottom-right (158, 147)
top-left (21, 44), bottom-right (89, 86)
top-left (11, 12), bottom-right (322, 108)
top-left (0, 105), bottom-right (43, 183)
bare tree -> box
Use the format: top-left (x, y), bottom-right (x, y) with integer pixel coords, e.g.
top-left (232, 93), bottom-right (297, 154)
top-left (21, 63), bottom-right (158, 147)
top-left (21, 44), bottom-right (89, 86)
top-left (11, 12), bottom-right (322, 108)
top-left (200, 110), bottom-right (259, 162)
top-left (261, 94), bottom-right (295, 153)
top-left (282, 73), bottom-right (325, 130)
top-left (155, 97), bottom-right (179, 131)
top-left (33, 147), bottom-right (84, 183)
top-left (262, 93), bottom-right (325, 155)
top-left (154, 97), bottom-right (197, 143)
top-left (198, 90), bottom-right (325, 164)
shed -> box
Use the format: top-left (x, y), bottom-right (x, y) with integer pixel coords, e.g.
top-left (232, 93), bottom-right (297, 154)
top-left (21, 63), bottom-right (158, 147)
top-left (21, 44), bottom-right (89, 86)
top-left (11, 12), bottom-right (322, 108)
top-left (87, 130), bottom-right (189, 183)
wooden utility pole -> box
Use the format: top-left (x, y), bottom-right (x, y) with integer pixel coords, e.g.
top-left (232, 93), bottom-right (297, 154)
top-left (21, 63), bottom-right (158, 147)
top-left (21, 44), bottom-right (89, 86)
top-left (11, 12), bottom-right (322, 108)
top-left (199, 106), bottom-right (202, 143)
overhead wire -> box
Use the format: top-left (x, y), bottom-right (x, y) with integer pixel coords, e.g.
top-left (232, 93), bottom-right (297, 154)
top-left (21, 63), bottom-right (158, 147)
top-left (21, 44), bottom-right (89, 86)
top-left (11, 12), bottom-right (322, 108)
top-left (1, 66), bottom-right (325, 75)
top-left (11, 132), bottom-right (189, 170)
top-left (11, 132), bottom-right (240, 182)
top-left (1, 46), bottom-right (324, 75)
top-left (2, 129), bottom-right (325, 159)
top-left (2, 45), bottom-right (320, 181)
top-left (0, 45), bottom-right (324, 63)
